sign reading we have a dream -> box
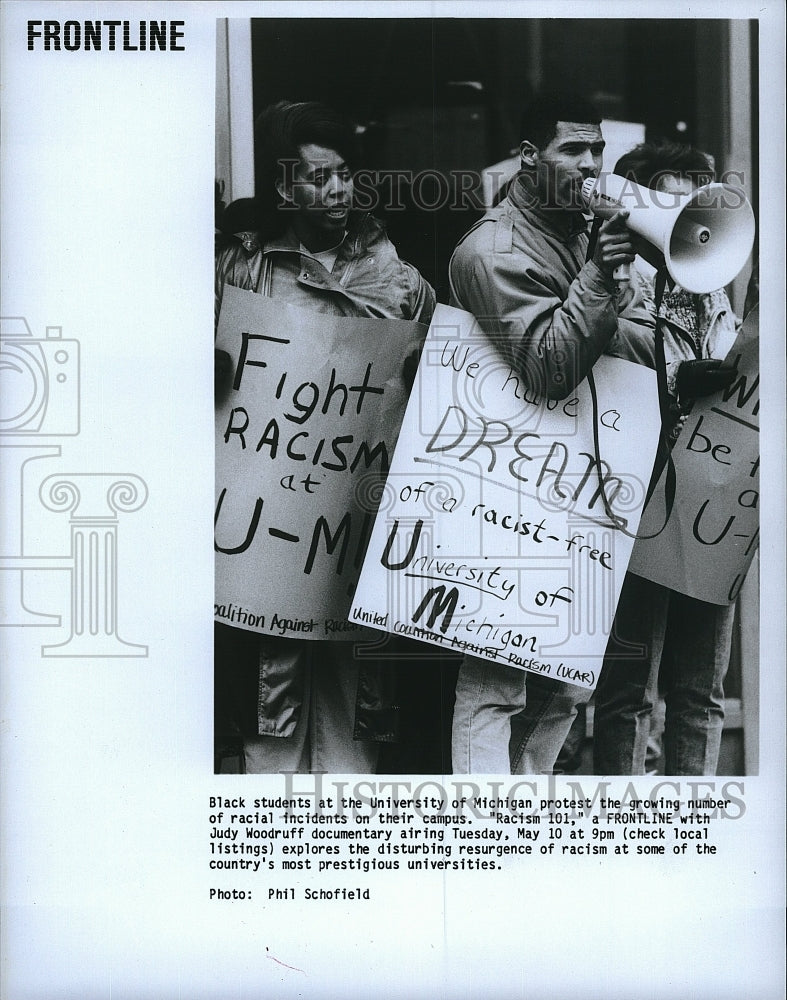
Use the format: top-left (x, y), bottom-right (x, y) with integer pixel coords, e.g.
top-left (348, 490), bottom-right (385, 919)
top-left (214, 285), bottom-right (423, 640)
top-left (351, 304), bottom-right (661, 689)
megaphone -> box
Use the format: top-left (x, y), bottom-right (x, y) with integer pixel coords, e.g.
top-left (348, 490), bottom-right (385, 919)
top-left (580, 173), bottom-right (755, 293)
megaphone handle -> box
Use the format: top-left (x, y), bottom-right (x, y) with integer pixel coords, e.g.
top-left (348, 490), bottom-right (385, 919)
top-left (613, 262), bottom-right (631, 283)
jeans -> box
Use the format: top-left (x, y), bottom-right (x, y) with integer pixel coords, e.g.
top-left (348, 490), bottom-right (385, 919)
top-left (644, 696), bottom-right (667, 773)
top-left (593, 573), bottom-right (734, 776)
top-left (452, 655), bottom-right (592, 774)
top-left (244, 639), bottom-right (379, 774)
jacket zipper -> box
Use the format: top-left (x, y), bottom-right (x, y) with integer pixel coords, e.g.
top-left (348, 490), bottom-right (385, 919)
top-left (338, 230), bottom-right (361, 288)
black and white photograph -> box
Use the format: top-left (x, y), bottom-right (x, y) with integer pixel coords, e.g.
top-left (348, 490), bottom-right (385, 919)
top-left (214, 16), bottom-right (761, 778)
top-left (1, 3), bottom-right (784, 999)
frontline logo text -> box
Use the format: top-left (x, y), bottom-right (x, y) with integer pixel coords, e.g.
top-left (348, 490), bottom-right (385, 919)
top-left (28, 21), bottom-right (185, 52)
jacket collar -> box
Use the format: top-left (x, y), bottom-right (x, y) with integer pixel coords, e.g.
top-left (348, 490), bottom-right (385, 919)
top-left (507, 173), bottom-right (589, 242)
top-left (233, 211), bottom-right (383, 259)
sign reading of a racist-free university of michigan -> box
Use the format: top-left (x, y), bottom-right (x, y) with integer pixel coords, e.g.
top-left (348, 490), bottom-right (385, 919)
top-left (628, 307), bottom-right (759, 604)
top-left (351, 304), bottom-right (661, 689)
top-left (214, 286), bottom-right (424, 639)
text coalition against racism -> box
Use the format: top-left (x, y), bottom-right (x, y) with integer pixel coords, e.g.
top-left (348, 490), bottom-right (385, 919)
top-left (28, 21), bottom-right (185, 52)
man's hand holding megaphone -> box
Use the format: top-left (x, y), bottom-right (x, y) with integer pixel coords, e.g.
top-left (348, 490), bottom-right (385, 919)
top-left (583, 175), bottom-right (745, 408)
top-left (581, 173), bottom-right (755, 294)
top-left (591, 209), bottom-right (637, 278)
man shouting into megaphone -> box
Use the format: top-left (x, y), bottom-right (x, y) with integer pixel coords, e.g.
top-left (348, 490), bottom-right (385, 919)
top-left (448, 91), bottom-right (656, 774)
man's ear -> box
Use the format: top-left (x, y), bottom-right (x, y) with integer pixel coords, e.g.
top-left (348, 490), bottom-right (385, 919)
top-left (519, 140), bottom-right (539, 169)
top-left (275, 178), bottom-right (294, 205)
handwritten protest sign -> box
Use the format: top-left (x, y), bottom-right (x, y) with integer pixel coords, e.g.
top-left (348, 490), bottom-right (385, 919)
top-left (628, 307), bottom-right (759, 604)
top-left (214, 285), bottom-right (422, 639)
top-left (351, 304), bottom-right (661, 689)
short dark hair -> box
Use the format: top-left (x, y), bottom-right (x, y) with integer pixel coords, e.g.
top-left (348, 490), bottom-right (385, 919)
top-left (518, 92), bottom-right (602, 151)
top-left (254, 101), bottom-right (359, 235)
top-left (614, 140), bottom-right (715, 191)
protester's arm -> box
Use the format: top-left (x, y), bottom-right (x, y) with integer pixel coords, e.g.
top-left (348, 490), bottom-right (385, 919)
top-left (398, 263), bottom-right (435, 392)
top-left (402, 261), bottom-right (437, 326)
top-left (215, 238), bottom-right (261, 330)
top-left (613, 267), bottom-right (657, 369)
top-left (669, 288), bottom-right (739, 406)
top-left (450, 213), bottom-right (638, 399)
top-left (215, 239), bottom-right (266, 399)
top-left (451, 250), bottom-right (624, 399)
top-left (215, 246), bottom-right (231, 332)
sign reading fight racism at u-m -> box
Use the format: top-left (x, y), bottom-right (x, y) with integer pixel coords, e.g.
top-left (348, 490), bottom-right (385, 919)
top-left (350, 304), bottom-right (661, 689)
top-left (214, 286), bottom-right (424, 639)
top-left (628, 307), bottom-right (760, 604)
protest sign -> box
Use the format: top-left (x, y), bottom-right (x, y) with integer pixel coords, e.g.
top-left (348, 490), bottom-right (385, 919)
top-left (215, 285), bottom-right (421, 638)
top-left (351, 304), bottom-right (661, 689)
top-left (628, 307), bottom-right (759, 603)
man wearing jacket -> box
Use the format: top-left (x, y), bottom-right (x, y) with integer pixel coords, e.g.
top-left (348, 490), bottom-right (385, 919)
top-left (448, 92), bottom-right (655, 774)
